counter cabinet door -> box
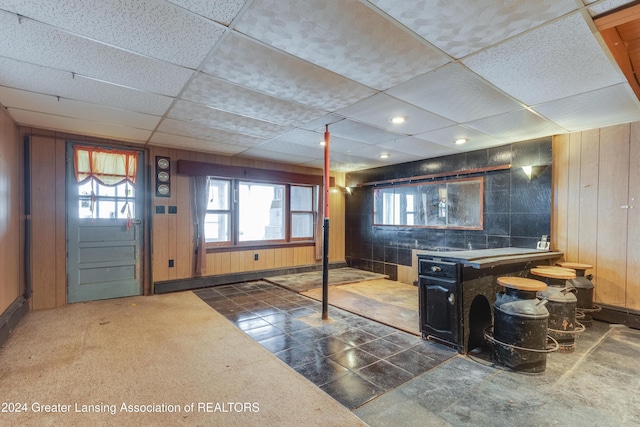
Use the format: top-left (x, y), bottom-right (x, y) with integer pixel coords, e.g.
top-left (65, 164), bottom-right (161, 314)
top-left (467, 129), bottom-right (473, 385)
top-left (419, 276), bottom-right (459, 346)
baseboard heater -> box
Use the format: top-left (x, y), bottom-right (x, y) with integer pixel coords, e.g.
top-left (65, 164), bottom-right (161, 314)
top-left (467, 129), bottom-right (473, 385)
top-left (153, 261), bottom-right (348, 294)
top-left (593, 304), bottom-right (640, 330)
top-left (0, 297), bottom-right (29, 347)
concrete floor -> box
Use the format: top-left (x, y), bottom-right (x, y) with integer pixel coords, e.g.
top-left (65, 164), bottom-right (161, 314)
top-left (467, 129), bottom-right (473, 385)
top-left (2, 280), bottom-right (638, 427)
top-left (0, 291), bottom-right (365, 427)
top-left (355, 322), bottom-right (640, 426)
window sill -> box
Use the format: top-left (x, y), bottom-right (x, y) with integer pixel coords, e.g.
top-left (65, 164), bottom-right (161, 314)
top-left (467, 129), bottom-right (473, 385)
top-left (206, 241), bottom-right (315, 253)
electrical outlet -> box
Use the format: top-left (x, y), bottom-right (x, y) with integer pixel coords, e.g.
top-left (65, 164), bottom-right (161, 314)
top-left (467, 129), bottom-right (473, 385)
top-left (254, 253), bottom-right (259, 261)
top-left (168, 259), bottom-right (174, 268)
top-left (168, 206), bottom-right (177, 214)
top-left (155, 205), bottom-right (165, 214)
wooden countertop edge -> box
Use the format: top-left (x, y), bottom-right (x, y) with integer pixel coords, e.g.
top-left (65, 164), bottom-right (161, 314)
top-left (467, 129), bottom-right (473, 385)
top-left (465, 252), bottom-right (563, 269)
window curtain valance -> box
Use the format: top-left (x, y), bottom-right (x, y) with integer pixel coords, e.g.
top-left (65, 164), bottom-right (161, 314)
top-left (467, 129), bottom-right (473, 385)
top-left (74, 145), bottom-right (138, 187)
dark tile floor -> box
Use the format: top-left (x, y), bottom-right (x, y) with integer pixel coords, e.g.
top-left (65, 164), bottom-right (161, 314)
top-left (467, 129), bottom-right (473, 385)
top-left (194, 281), bottom-right (640, 426)
top-left (194, 281), bottom-right (455, 410)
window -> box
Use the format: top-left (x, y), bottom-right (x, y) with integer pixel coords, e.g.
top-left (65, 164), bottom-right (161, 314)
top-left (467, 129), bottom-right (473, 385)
top-left (205, 179), bottom-right (231, 243)
top-left (74, 145), bottom-right (138, 219)
top-left (373, 177), bottom-right (484, 229)
top-left (290, 185), bottom-right (314, 239)
top-left (78, 179), bottom-right (135, 219)
top-left (239, 182), bottom-right (285, 242)
top-left (203, 179), bottom-right (316, 247)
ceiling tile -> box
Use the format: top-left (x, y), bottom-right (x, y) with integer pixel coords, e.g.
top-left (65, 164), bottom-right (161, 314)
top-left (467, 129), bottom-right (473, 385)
top-left (0, 57), bottom-right (174, 116)
top-left (386, 63), bottom-right (524, 123)
top-left (377, 136), bottom-right (460, 158)
top-left (465, 109), bottom-right (567, 141)
top-left (9, 109), bottom-right (151, 142)
top-left (533, 84), bottom-right (640, 131)
top-left (250, 139), bottom-right (325, 158)
top-left (462, 12), bottom-right (625, 105)
top-left (368, 0), bottom-right (577, 58)
top-left (182, 73), bottom-right (326, 126)
top-left (262, 128), bottom-right (373, 154)
top-left (414, 125), bottom-right (506, 149)
top-left (156, 118), bottom-right (266, 147)
top-left (336, 93), bottom-right (454, 135)
top-left (202, 34), bottom-right (376, 111)
top-left (263, 128), bottom-right (325, 146)
top-left (314, 119), bottom-right (404, 145)
top-left (322, 152), bottom-right (389, 171)
top-left (0, 86), bottom-right (160, 130)
top-left (586, 0), bottom-right (636, 16)
top-left (150, 132), bottom-right (247, 155)
top-left (0, 0), bottom-right (225, 68)
top-left (168, 100), bottom-right (290, 138)
top-left (0, 0), bottom-right (637, 172)
top-left (348, 146), bottom-right (424, 164)
top-left (166, 0), bottom-right (247, 25)
top-left (0, 10), bottom-right (193, 96)
top-left (327, 136), bottom-right (373, 154)
top-left (235, 0), bottom-right (450, 90)
top-left (299, 114), bottom-right (347, 131)
top-left (239, 148), bottom-right (316, 165)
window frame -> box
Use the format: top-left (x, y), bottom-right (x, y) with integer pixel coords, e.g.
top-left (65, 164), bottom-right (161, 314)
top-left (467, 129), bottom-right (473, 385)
top-left (372, 176), bottom-right (484, 230)
top-left (289, 184), bottom-right (316, 242)
top-left (204, 178), bottom-right (317, 249)
top-left (204, 178), bottom-right (233, 247)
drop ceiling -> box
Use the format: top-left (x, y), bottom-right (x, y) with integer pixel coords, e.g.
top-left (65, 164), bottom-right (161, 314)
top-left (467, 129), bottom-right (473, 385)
top-left (1, 0), bottom-right (639, 172)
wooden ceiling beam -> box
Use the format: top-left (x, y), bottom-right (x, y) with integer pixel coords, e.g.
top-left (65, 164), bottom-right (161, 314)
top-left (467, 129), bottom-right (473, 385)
top-left (594, 3), bottom-right (640, 31)
top-left (599, 26), bottom-right (640, 100)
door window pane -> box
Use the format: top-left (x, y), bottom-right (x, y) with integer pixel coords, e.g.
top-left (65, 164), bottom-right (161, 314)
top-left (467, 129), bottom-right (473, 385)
top-left (77, 178), bottom-right (135, 219)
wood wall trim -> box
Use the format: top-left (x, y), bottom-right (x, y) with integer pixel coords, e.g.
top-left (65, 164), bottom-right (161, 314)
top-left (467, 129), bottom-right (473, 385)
top-left (593, 3), bottom-right (640, 30)
top-left (356, 164), bottom-right (511, 187)
top-left (595, 3), bottom-right (640, 101)
top-left (598, 27), bottom-right (640, 100)
top-left (177, 159), bottom-right (335, 186)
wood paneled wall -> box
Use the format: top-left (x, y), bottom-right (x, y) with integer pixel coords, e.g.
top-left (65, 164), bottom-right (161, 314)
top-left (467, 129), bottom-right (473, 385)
top-left (29, 135), bottom-right (67, 310)
top-left (0, 106), bottom-right (22, 314)
top-left (18, 129), bottom-right (346, 309)
top-left (19, 127), bottom-right (149, 309)
top-left (552, 123), bottom-right (640, 310)
top-left (149, 147), bottom-right (346, 285)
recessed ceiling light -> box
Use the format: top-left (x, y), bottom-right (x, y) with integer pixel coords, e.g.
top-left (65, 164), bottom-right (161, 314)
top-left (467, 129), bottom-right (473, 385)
top-left (390, 116), bottom-right (407, 124)
top-left (454, 138), bottom-right (468, 145)
top-left (379, 153), bottom-right (390, 159)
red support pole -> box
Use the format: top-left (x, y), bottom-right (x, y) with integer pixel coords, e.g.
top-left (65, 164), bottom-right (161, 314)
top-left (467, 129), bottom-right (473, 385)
top-left (324, 125), bottom-right (330, 218)
top-left (322, 125), bottom-right (331, 320)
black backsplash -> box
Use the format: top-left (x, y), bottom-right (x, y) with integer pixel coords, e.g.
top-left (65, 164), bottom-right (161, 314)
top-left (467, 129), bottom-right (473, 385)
top-left (344, 138), bottom-right (552, 280)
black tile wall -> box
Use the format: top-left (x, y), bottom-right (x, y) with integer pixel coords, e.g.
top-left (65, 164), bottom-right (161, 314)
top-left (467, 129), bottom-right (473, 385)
top-left (345, 138), bottom-right (552, 276)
